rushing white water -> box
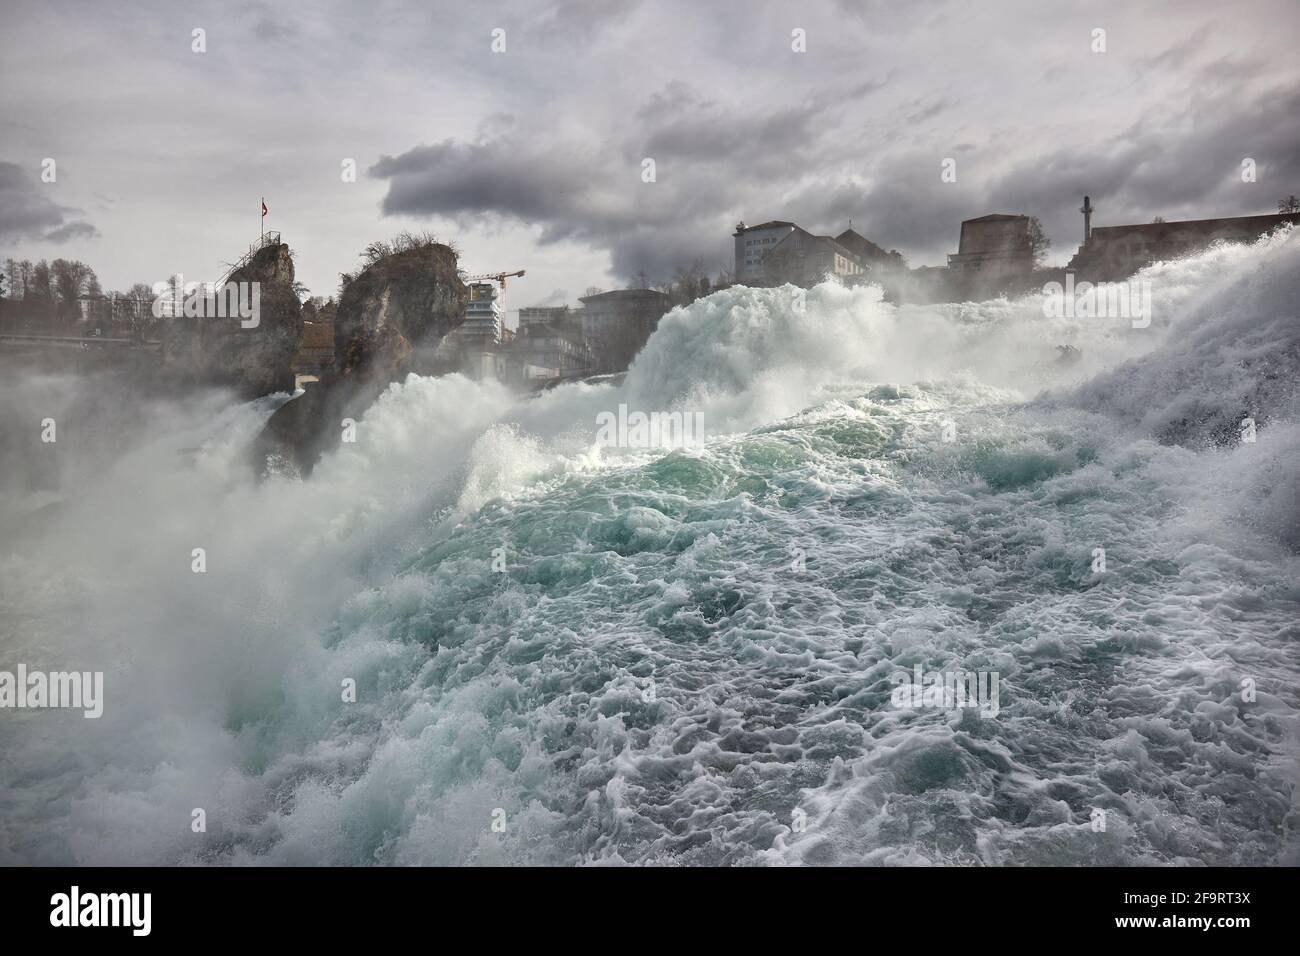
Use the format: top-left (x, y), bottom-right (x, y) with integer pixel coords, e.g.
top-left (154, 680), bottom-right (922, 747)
top-left (1, 229), bottom-right (1297, 866)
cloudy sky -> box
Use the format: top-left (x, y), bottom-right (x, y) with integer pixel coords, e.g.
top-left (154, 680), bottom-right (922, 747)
top-left (2, 0), bottom-right (1298, 319)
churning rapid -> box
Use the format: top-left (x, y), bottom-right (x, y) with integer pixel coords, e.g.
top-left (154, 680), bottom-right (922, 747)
top-left (1, 230), bottom-right (1298, 866)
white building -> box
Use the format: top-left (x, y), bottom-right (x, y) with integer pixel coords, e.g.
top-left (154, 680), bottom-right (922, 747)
top-left (762, 228), bottom-right (866, 287)
top-left (459, 281), bottom-right (503, 344)
top-left (733, 220), bottom-right (796, 283)
top-left (735, 219), bottom-right (880, 288)
top-left (518, 305), bottom-right (571, 330)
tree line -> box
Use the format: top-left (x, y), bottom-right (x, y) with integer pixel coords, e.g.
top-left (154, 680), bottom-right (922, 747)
top-left (1, 257), bottom-right (163, 338)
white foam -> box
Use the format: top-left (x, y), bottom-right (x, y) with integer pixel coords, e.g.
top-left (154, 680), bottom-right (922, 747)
top-left (1, 230), bottom-right (1297, 865)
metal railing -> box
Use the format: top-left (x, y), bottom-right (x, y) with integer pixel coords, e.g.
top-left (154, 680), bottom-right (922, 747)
top-left (218, 231), bottom-right (281, 287)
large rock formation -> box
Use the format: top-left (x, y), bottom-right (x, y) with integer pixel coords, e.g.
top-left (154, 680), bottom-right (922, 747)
top-left (333, 240), bottom-right (468, 382)
top-left (160, 241), bottom-right (303, 398)
top-left (251, 237), bottom-right (469, 477)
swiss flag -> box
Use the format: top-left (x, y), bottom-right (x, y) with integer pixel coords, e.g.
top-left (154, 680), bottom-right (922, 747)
top-left (261, 199), bottom-right (268, 217)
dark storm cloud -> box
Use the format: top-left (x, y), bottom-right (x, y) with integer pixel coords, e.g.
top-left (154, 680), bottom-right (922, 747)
top-left (826, 81), bottom-right (1300, 264)
top-left (370, 132), bottom-right (731, 280)
top-left (373, 66), bottom-right (1300, 276)
top-left (603, 224), bottom-right (734, 282)
top-left (0, 0), bottom-right (1296, 298)
top-left (42, 221), bottom-right (100, 242)
top-left (361, 1), bottom-right (1300, 279)
top-left (369, 78), bottom-right (880, 280)
top-left (4, 0), bottom-right (1294, 296)
top-left (983, 83), bottom-right (1300, 249)
top-left (638, 103), bottom-right (824, 171)
top-left (780, 151), bottom-right (975, 257)
top-left (373, 129), bottom-right (742, 280)
top-left (0, 162), bottom-right (98, 244)
top-left (372, 142), bottom-right (578, 224)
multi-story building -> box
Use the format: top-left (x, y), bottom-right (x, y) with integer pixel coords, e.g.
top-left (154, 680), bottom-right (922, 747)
top-left (432, 281), bottom-right (508, 380)
top-left (761, 228), bottom-right (866, 287)
top-left (835, 228), bottom-right (905, 272)
top-left (733, 220), bottom-right (797, 283)
top-left (1066, 198), bottom-right (1298, 280)
top-left (734, 220), bottom-right (887, 288)
top-left (458, 281), bottom-right (503, 345)
top-left (578, 289), bottom-right (671, 373)
top-left (512, 321), bottom-right (596, 382)
top-left (946, 214), bottom-right (1034, 287)
top-left (518, 305), bottom-right (572, 331)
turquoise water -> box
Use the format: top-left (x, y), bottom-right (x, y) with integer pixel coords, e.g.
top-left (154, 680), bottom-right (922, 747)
top-left (1, 230), bottom-right (1297, 865)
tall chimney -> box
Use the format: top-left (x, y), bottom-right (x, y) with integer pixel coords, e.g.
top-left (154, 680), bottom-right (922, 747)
top-left (1080, 195), bottom-right (1094, 242)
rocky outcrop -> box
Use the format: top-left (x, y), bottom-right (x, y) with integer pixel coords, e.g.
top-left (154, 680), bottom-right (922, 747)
top-left (252, 237), bottom-right (469, 477)
top-left (249, 372), bottom-right (387, 479)
top-left (333, 240), bottom-right (468, 382)
top-left (160, 242), bottom-right (303, 398)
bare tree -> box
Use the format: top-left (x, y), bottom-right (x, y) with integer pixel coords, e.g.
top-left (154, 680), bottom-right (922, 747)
top-left (51, 258), bottom-right (99, 326)
top-left (668, 259), bottom-right (708, 305)
top-left (30, 260), bottom-right (54, 327)
top-left (1026, 216), bottom-right (1050, 266)
top-left (4, 259), bottom-right (19, 300)
top-left (123, 282), bottom-right (156, 334)
top-left (1278, 195), bottom-right (1300, 213)
top-left (17, 260), bottom-right (33, 300)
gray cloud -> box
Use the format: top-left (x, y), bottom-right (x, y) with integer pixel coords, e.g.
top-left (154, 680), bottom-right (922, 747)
top-left (535, 288), bottom-right (569, 306)
top-left (373, 50), bottom-right (1300, 278)
top-left (369, 78), bottom-right (885, 280)
top-left (4, 0), bottom-right (1297, 295)
top-left (1141, 23), bottom-right (1215, 73)
top-left (372, 142), bottom-right (578, 225)
top-left (42, 220), bottom-right (100, 242)
top-left (532, 0), bottom-right (646, 41)
top-left (983, 83), bottom-right (1300, 256)
top-left (0, 162), bottom-right (98, 244)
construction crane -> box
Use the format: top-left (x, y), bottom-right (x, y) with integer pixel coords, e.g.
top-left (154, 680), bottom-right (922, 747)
top-left (461, 270), bottom-right (526, 329)
top-left (463, 269), bottom-right (525, 287)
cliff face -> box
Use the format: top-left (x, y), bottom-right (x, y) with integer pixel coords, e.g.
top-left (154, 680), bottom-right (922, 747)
top-left (252, 239), bottom-right (468, 477)
top-left (160, 242), bottom-right (303, 398)
top-left (333, 242), bottom-right (468, 382)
